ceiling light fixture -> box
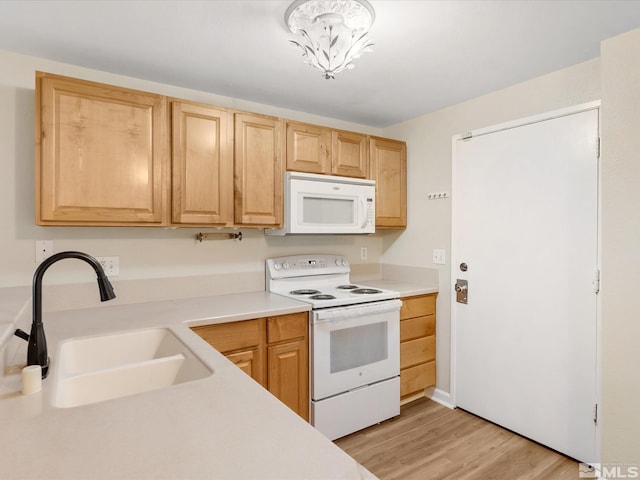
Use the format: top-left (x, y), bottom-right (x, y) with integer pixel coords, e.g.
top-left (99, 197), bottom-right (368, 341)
top-left (285, 0), bottom-right (375, 80)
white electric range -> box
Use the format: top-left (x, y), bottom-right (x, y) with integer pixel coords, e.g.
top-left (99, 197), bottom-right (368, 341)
top-left (266, 254), bottom-right (401, 440)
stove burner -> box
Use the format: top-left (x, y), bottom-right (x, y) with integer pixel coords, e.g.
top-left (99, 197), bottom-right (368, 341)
top-left (309, 294), bottom-right (336, 300)
top-left (290, 289), bottom-right (321, 295)
top-left (337, 285), bottom-right (359, 290)
top-left (351, 288), bottom-right (382, 295)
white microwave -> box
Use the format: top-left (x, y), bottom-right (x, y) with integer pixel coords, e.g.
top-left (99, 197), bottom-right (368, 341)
top-left (265, 172), bottom-right (375, 235)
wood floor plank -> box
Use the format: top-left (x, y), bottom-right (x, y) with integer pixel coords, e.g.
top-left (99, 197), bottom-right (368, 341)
top-left (335, 398), bottom-right (580, 480)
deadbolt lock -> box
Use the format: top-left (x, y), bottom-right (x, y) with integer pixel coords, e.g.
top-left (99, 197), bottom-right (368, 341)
top-left (455, 279), bottom-right (468, 304)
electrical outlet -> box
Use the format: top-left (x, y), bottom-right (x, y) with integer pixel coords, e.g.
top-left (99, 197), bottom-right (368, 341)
top-left (35, 240), bottom-right (53, 263)
top-left (360, 247), bottom-right (368, 260)
top-left (433, 249), bottom-right (446, 265)
top-left (96, 256), bottom-right (120, 277)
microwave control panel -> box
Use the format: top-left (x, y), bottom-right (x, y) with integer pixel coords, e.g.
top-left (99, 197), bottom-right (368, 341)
top-left (365, 197), bottom-right (375, 227)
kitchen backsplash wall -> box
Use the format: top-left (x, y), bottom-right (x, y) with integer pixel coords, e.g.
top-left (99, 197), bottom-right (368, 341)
top-left (0, 49), bottom-right (385, 293)
top-left (42, 261), bottom-right (391, 312)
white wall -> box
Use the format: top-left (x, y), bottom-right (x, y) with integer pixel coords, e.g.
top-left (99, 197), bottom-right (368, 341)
top-left (600, 28), bottom-right (640, 466)
top-left (382, 59), bottom-right (601, 395)
top-left (0, 49), bottom-right (385, 305)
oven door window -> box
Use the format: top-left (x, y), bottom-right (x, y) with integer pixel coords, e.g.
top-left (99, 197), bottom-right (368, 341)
top-left (330, 321), bottom-right (388, 373)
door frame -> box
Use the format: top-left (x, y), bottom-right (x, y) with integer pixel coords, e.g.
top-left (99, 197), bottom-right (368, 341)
top-left (450, 100), bottom-right (602, 462)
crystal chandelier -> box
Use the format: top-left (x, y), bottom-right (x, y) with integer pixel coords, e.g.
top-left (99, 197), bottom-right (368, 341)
top-left (285, 0), bottom-right (375, 79)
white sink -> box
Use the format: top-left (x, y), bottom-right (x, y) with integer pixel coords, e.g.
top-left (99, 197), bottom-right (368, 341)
top-left (52, 328), bottom-right (212, 408)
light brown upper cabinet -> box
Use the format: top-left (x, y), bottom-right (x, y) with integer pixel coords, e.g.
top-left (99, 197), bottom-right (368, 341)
top-left (36, 72), bottom-right (168, 225)
top-left (172, 104), bottom-right (283, 228)
top-left (370, 136), bottom-right (407, 229)
top-left (286, 121), bottom-right (368, 178)
top-left (35, 72), bottom-right (405, 229)
top-left (331, 130), bottom-right (369, 178)
top-left (234, 112), bottom-right (284, 226)
top-left (171, 101), bottom-right (233, 225)
top-left (286, 121), bottom-right (330, 174)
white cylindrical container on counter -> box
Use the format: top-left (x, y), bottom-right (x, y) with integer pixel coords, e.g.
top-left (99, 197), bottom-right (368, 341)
top-left (22, 365), bottom-right (42, 394)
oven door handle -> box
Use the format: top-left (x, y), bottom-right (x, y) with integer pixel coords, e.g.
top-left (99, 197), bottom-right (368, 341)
top-left (313, 299), bottom-right (402, 322)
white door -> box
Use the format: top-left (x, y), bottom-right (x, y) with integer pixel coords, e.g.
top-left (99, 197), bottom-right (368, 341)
top-left (452, 107), bottom-right (599, 462)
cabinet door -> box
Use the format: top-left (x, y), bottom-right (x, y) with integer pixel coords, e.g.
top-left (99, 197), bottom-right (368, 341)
top-left (171, 102), bottom-right (232, 225)
top-left (226, 349), bottom-right (264, 386)
top-left (234, 113), bottom-right (284, 226)
top-left (191, 319), bottom-right (266, 387)
top-left (36, 72), bottom-right (167, 225)
top-left (332, 130), bottom-right (368, 178)
top-left (268, 339), bottom-right (309, 421)
top-left (370, 137), bottom-right (407, 228)
top-left (286, 122), bottom-right (330, 174)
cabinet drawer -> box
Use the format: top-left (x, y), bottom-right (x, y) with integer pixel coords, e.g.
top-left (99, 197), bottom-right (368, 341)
top-left (191, 319), bottom-right (262, 353)
top-left (267, 312), bottom-right (308, 344)
top-left (400, 295), bottom-right (436, 320)
top-left (400, 361), bottom-right (436, 397)
top-left (400, 315), bottom-right (436, 342)
top-left (400, 336), bottom-right (435, 369)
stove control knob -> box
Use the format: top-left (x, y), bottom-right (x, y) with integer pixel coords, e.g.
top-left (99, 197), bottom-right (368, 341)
top-left (282, 262), bottom-right (290, 270)
top-left (335, 259), bottom-right (341, 266)
top-left (273, 262), bottom-right (281, 271)
top-left (342, 258), bottom-right (348, 266)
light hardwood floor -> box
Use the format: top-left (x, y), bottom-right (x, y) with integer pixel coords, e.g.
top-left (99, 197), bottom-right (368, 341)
top-left (335, 398), bottom-right (580, 480)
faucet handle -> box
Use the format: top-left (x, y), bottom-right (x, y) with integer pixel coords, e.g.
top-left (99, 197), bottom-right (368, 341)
top-left (14, 329), bottom-right (29, 342)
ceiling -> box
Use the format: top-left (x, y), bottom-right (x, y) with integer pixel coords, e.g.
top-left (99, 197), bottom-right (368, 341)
top-left (1, 0), bottom-right (640, 128)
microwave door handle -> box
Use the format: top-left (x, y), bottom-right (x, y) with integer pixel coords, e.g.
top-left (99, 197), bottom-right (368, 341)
top-left (360, 199), bottom-right (367, 228)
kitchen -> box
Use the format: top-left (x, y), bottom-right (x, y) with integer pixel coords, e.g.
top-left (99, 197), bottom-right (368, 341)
top-left (1, 1), bottom-right (640, 479)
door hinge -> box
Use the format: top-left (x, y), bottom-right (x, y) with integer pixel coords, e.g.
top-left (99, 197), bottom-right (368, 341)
top-left (593, 269), bottom-right (600, 294)
top-left (596, 137), bottom-right (601, 158)
top-left (594, 403), bottom-right (598, 425)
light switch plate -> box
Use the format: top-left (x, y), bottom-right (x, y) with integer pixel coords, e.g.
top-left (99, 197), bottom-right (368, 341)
top-left (433, 249), bottom-right (446, 265)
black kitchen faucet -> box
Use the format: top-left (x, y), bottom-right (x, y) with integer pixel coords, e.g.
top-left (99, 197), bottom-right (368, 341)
top-left (14, 251), bottom-right (116, 378)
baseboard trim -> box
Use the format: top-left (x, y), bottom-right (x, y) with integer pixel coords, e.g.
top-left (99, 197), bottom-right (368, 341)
top-left (427, 388), bottom-right (455, 409)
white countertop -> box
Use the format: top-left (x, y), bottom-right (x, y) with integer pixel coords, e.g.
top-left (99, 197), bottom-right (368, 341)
top-left (360, 280), bottom-right (438, 298)
top-left (0, 290), bottom-right (377, 480)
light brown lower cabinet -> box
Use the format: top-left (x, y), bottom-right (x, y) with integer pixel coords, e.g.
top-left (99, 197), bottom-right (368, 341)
top-left (191, 312), bottom-right (309, 421)
top-left (400, 293), bottom-right (437, 404)
top-left (226, 349), bottom-right (263, 384)
top-left (268, 339), bottom-right (308, 419)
